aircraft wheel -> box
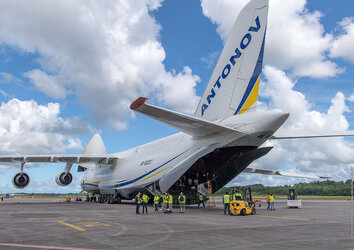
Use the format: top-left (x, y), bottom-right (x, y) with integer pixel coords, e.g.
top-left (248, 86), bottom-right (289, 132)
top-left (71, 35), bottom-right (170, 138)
top-left (240, 208), bottom-right (246, 216)
top-left (115, 195), bottom-right (122, 204)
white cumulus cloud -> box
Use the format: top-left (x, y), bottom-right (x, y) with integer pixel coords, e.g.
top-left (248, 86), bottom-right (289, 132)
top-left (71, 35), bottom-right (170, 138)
top-left (256, 66), bottom-right (354, 178)
top-left (348, 94), bottom-right (354, 102)
top-left (0, 98), bottom-right (92, 155)
top-left (24, 69), bottom-right (67, 99)
top-left (330, 17), bottom-right (354, 63)
top-left (0, 0), bottom-right (200, 131)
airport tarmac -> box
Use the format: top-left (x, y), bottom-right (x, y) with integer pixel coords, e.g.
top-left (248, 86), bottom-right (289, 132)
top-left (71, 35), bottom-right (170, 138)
top-left (0, 198), bottom-right (353, 249)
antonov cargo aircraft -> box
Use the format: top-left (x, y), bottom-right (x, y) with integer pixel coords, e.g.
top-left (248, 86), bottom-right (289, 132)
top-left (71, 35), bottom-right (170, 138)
top-left (1, 0), bottom-right (353, 203)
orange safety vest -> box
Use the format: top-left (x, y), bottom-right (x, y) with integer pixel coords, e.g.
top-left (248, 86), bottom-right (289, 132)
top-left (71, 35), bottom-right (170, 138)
top-left (266, 195), bottom-right (270, 202)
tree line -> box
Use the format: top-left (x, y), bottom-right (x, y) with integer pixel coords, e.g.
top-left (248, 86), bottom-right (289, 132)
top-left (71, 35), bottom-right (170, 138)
top-left (215, 179), bottom-right (354, 196)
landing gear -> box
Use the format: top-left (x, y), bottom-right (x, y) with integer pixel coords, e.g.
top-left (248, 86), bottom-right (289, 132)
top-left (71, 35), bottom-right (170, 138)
top-left (98, 193), bottom-right (121, 204)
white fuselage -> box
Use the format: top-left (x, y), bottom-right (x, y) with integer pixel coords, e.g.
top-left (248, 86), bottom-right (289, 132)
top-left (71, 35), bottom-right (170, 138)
top-left (81, 111), bottom-right (288, 198)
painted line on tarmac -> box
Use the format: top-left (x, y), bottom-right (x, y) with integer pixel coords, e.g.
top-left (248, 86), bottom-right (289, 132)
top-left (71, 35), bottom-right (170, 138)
top-left (256, 215), bottom-right (311, 221)
top-left (0, 243), bottom-right (91, 250)
top-left (56, 220), bottom-right (86, 231)
top-left (95, 213), bottom-right (104, 215)
top-left (79, 221), bottom-right (111, 227)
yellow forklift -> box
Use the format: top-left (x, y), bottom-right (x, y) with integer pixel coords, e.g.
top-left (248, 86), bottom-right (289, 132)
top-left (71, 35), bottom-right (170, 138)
top-left (229, 186), bottom-right (256, 216)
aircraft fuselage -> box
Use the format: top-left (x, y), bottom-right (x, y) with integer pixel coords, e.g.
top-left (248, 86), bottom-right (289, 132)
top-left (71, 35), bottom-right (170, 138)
top-left (81, 111), bottom-right (289, 199)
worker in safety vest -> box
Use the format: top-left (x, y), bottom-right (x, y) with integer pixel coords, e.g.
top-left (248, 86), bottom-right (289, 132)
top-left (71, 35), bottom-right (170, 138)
top-left (269, 194), bottom-right (275, 211)
top-left (266, 193), bottom-right (270, 210)
top-left (235, 190), bottom-right (242, 200)
top-left (0, 193), bottom-right (4, 201)
top-left (153, 195), bottom-right (160, 212)
top-left (142, 193), bottom-right (149, 214)
top-left (168, 193), bottom-right (173, 213)
top-left (223, 192), bottom-right (230, 215)
top-left (135, 192), bottom-right (142, 214)
top-left (161, 193), bottom-right (168, 212)
top-left (197, 193), bottom-right (205, 207)
top-left (178, 192), bottom-right (186, 213)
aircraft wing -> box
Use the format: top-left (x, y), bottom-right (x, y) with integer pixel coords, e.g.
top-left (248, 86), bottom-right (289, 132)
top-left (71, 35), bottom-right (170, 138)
top-left (243, 167), bottom-right (329, 179)
top-left (0, 155), bottom-right (118, 165)
top-left (130, 97), bottom-right (246, 137)
top-left (271, 129), bottom-right (354, 139)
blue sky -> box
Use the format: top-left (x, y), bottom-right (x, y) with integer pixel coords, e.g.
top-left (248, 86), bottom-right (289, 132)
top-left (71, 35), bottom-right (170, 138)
top-left (0, 0), bottom-right (354, 193)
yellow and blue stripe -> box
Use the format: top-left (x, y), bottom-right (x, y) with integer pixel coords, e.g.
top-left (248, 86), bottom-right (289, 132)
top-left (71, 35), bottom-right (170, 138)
top-left (234, 32), bottom-right (266, 115)
top-left (96, 149), bottom-right (190, 189)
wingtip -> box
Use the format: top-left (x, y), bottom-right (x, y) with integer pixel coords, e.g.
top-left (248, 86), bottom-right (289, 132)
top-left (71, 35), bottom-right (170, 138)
top-left (130, 97), bottom-right (149, 110)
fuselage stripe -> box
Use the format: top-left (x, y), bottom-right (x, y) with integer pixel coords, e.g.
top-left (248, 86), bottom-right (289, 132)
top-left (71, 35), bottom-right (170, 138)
top-left (139, 165), bottom-right (172, 183)
top-left (98, 148), bottom-right (190, 189)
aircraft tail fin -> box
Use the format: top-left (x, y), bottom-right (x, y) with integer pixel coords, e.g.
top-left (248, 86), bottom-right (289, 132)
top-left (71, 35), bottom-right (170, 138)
top-left (83, 134), bottom-right (107, 155)
top-left (195, 0), bottom-right (268, 121)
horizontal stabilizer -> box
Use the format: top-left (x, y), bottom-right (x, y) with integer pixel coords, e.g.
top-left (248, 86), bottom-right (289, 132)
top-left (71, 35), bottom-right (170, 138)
top-left (243, 167), bottom-right (329, 179)
top-left (0, 155), bottom-right (118, 166)
top-left (271, 129), bottom-right (354, 139)
top-left (130, 97), bottom-right (246, 137)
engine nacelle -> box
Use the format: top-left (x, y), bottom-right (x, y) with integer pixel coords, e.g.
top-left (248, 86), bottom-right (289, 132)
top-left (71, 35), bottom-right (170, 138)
top-left (12, 172), bottom-right (30, 189)
top-left (55, 171), bottom-right (73, 186)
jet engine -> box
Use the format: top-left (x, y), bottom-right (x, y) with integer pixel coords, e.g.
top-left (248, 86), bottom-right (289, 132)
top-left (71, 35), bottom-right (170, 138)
top-left (55, 171), bottom-right (73, 186)
top-left (12, 172), bottom-right (30, 189)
